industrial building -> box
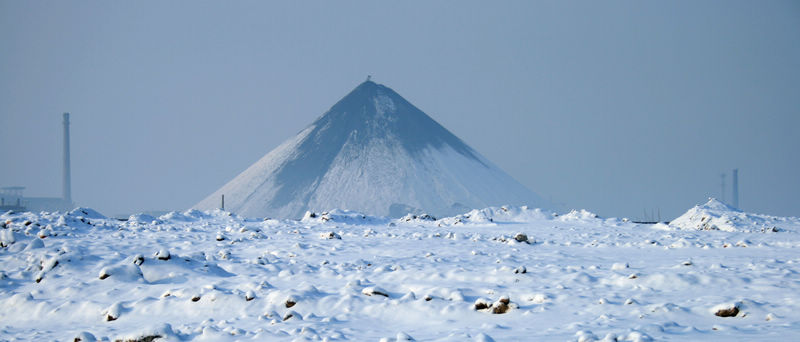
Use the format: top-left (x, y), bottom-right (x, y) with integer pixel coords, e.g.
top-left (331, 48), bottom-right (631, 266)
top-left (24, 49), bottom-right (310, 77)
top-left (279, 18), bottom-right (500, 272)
top-left (0, 113), bottom-right (74, 212)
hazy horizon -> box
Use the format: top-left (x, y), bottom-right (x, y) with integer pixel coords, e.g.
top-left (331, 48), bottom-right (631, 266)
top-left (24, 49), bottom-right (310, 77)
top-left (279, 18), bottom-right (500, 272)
top-left (1, 1), bottom-right (798, 219)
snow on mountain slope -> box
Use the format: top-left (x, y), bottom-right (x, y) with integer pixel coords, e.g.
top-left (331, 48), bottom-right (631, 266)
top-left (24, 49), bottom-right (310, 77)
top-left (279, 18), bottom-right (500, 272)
top-left (2, 205), bottom-right (800, 341)
top-left (194, 80), bottom-right (549, 218)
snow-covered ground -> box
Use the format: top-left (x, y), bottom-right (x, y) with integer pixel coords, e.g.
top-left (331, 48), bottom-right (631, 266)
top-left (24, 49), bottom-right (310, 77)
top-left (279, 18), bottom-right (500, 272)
top-left (1, 200), bottom-right (799, 341)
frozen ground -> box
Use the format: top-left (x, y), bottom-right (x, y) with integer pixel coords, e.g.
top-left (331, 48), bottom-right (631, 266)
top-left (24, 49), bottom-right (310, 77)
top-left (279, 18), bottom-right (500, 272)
top-left (1, 199), bottom-right (799, 341)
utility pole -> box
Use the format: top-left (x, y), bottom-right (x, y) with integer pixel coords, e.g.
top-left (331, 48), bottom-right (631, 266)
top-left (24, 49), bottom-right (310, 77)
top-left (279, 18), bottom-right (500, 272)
top-left (63, 113), bottom-right (72, 204)
top-left (732, 169), bottom-right (739, 208)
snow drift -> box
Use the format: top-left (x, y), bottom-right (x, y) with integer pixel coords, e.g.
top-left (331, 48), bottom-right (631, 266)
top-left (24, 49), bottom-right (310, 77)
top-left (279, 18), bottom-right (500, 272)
top-left (669, 198), bottom-right (798, 233)
top-left (2, 204), bottom-right (800, 341)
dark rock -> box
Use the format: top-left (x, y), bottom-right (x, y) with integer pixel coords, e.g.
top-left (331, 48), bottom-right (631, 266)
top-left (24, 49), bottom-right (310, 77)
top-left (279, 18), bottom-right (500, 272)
top-left (715, 306), bottom-right (740, 317)
top-left (133, 255), bottom-right (144, 266)
top-left (155, 249), bottom-right (170, 261)
top-left (114, 335), bottom-right (161, 342)
top-left (321, 232), bottom-right (341, 240)
top-left (492, 302), bottom-right (509, 314)
top-left (474, 302), bottom-right (491, 311)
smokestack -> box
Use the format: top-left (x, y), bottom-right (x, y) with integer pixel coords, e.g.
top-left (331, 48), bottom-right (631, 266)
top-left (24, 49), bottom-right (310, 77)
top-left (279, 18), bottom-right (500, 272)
top-left (732, 168), bottom-right (739, 209)
top-left (63, 112), bottom-right (72, 204)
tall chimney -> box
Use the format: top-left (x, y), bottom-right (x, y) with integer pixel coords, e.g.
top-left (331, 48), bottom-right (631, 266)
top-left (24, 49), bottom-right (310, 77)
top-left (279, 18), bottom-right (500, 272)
top-left (63, 112), bottom-right (72, 204)
top-left (732, 168), bottom-right (739, 209)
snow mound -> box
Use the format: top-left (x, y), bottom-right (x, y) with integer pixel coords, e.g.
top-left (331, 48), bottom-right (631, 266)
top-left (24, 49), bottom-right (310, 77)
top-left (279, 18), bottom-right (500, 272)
top-left (558, 209), bottom-right (601, 222)
top-left (670, 198), bottom-right (797, 232)
top-left (398, 213), bottom-right (437, 223)
top-left (436, 209), bottom-right (498, 226)
top-left (128, 213), bottom-right (159, 225)
top-left (158, 209), bottom-right (213, 222)
top-left (194, 80), bottom-right (550, 218)
top-left (426, 206), bottom-right (551, 226)
top-left (67, 207), bottom-right (106, 219)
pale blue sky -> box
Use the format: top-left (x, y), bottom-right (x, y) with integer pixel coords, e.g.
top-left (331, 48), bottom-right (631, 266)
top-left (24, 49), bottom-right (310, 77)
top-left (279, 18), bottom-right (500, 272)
top-left (1, 1), bottom-right (798, 218)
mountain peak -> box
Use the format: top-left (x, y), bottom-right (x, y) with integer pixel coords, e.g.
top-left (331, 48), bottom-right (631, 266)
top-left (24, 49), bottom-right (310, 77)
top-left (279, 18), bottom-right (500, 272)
top-left (318, 81), bottom-right (476, 159)
top-left (195, 80), bottom-right (550, 218)
top-left (700, 198), bottom-right (742, 212)
top-left (347, 78), bottom-right (383, 97)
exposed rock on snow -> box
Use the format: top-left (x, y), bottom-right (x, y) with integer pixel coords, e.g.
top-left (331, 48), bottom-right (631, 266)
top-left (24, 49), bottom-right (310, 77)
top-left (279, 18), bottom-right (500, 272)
top-left (113, 323), bottom-right (176, 342)
top-left (473, 298), bottom-right (492, 311)
top-left (713, 302), bottom-right (742, 317)
top-left (155, 249), bottom-right (170, 260)
top-left (715, 306), bottom-right (740, 317)
top-left (491, 296), bottom-right (513, 314)
top-left (395, 332), bottom-right (415, 341)
top-left (401, 213), bottom-right (436, 222)
top-left (99, 264), bottom-right (143, 282)
top-left (115, 336), bottom-right (161, 342)
top-left (474, 296), bottom-right (515, 314)
top-left (73, 331), bottom-right (97, 342)
top-left (320, 231), bottom-right (341, 240)
top-left (68, 208), bottom-right (107, 220)
top-left (282, 310), bottom-right (301, 321)
top-left (132, 254), bottom-right (144, 266)
top-left (103, 302), bottom-right (123, 321)
top-left (362, 286), bottom-right (390, 297)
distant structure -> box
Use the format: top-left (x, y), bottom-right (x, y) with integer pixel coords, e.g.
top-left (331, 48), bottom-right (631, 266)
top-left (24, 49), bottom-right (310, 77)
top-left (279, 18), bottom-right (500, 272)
top-left (63, 113), bottom-right (72, 203)
top-left (0, 113), bottom-right (74, 212)
top-left (0, 186), bottom-right (72, 212)
top-left (732, 168), bottom-right (739, 208)
top-left (0, 187), bottom-right (26, 211)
